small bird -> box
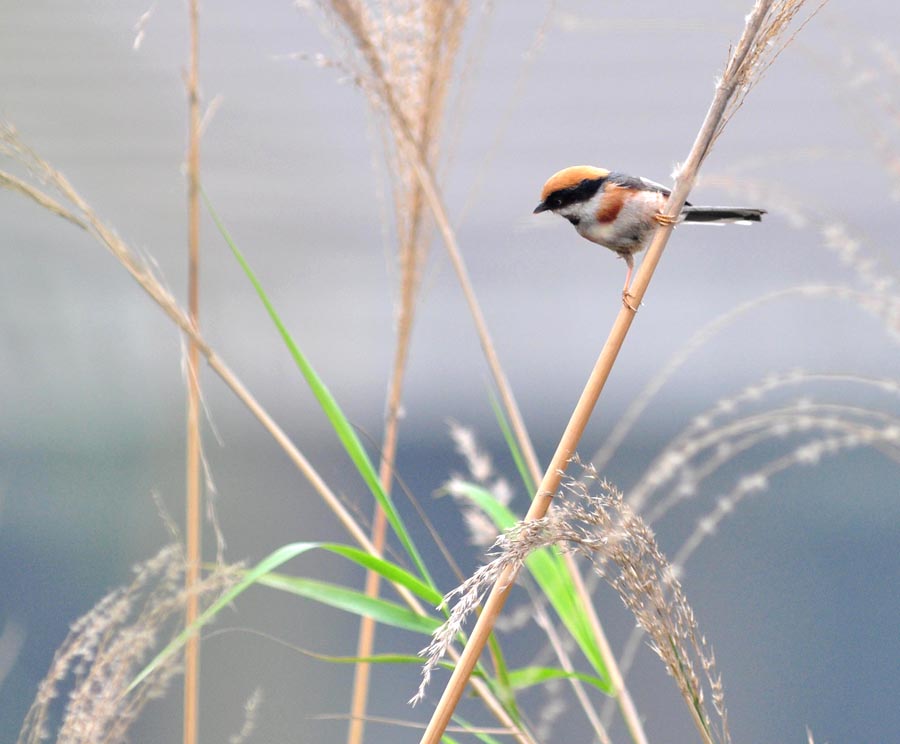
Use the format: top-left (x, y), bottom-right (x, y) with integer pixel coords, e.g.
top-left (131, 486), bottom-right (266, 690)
top-left (533, 165), bottom-right (765, 305)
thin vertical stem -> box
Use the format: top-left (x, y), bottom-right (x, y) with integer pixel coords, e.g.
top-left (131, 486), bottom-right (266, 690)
top-left (347, 510), bottom-right (386, 743)
top-left (346, 254), bottom-right (417, 743)
top-left (184, 1), bottom-right (202, 743)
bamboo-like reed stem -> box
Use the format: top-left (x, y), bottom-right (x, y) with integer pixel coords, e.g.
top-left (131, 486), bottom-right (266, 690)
top-left (183, 1), bottom-right (202, 743)
top-left (347, 509), bottom-right (385, 744)
top-left (418, 3), bottom-right (777, 741)
top-left (347, 206), bottom-right (421, 744)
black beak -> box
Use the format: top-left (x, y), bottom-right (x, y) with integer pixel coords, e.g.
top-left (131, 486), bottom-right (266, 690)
top-left (533, 201), bottom-right (550, 214)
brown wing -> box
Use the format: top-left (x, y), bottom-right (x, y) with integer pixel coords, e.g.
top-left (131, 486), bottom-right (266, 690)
top-left (594, 182), bottom-right (631, 224)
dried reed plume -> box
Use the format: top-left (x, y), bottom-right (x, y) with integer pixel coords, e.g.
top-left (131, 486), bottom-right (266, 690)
top-left (444, 424), bottom-right (616, 743)
top-left (228, 688), bottom-right (263, 744)
top-left (590, 282), bottom-right (900, 489)
top-left (0, 123), bottom-right (187, 347)
top-left (418, 458), bottom-right (729, 744)
top-left (17, 545), bottom-right (241, 744)
top-left (711, 0), bottom-right (829, 150)
top-left (447, 421), bottom-right (514, 546)
top-left (301, 0), bottom-right (468, 303)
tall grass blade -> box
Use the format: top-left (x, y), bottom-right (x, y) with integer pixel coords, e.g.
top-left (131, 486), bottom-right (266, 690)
top-left (129, 543), bottom-right (312, 692)
top-left (315, 544), bottom-right (442, 604)
top-left (129, 540), bottom-right (438, 694)
top-left (448, 716), bottom-right (505, 744)
top-left (488, 389), bottom-right (537, 495)
top-left (203, 190), bottom-right (432, 584)
top-left (254, 574), bottom-right (441, 635)
top-left (507, 666), bottom-right (608, 692)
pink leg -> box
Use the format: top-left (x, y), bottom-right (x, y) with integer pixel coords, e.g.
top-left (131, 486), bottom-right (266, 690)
top-left (622, 256), bottom-right (638, 311)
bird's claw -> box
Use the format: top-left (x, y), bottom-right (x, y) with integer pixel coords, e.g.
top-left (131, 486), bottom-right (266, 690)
top-left (654, 212), bottom-right (677, 226)
top-left (622, 291), bottom-right (639, 312)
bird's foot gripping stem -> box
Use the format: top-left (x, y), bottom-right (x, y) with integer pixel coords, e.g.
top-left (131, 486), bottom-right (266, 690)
top-left (654, 212), bottom-right (678, 227)
top-left (622, 290), bottom-right (639, 312)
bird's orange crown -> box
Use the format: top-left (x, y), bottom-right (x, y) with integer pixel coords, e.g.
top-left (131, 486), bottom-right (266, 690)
top-left (539, 165), bottom-right (610, 202)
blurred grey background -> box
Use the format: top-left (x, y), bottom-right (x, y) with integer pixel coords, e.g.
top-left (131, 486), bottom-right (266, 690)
top-left (1, 1), bottom-right (898, 742)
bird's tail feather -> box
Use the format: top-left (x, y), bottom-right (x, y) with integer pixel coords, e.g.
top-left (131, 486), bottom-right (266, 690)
top-left (680, 206), bottom-right (766, 224)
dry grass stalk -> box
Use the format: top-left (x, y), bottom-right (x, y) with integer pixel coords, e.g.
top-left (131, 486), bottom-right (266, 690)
top-left (183, 2), bottom-right (203, 743)
top-left (629, 371), bottom-right (900, 517)
top-left (298, 4), bottom-right (552, 742)
top-left (17, 545), bottom-right (242, 744)
top-left (417, 2), bottom-right (825, 740)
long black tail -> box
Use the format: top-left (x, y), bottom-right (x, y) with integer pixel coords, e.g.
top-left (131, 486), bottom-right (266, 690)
top-left (681, 206), bottom-right (766, 224)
